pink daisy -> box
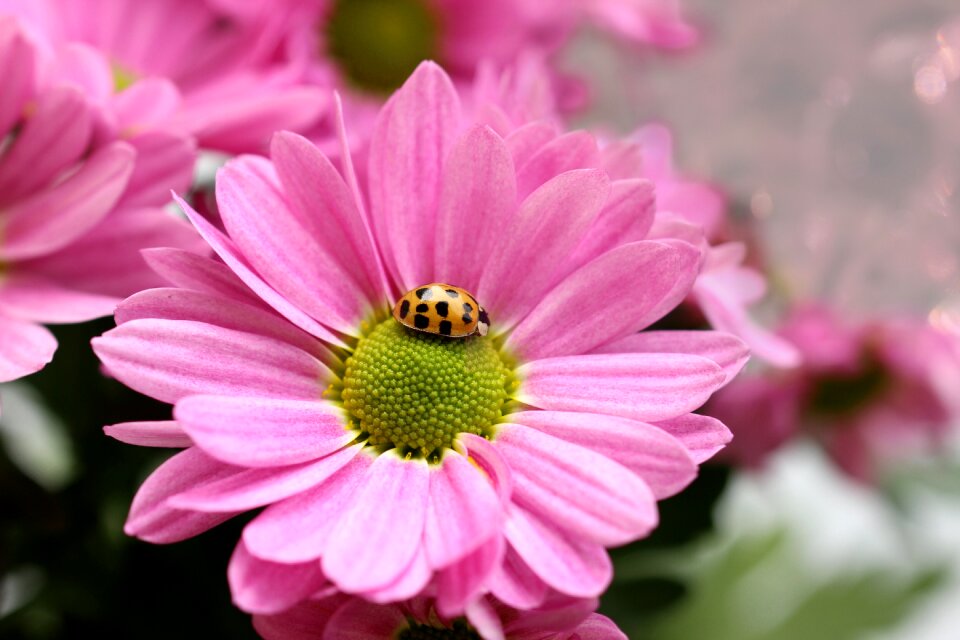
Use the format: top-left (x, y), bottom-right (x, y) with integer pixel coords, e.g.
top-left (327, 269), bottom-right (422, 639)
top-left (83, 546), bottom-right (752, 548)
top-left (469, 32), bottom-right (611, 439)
top-left (0, 16), bottom-right (201, 385)
top-left (0, 0), bottom-right (328, 153)
top-left (709, 303), bottom-right (960, 481)
top-left (253, 593), bottom-right (625, 640)
top-left (93, 62), bottom-right (746, 615)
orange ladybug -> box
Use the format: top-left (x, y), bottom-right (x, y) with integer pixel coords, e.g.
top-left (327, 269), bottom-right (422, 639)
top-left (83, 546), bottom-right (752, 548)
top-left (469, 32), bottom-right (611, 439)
top-left (393, 283), bottom-right (490, 338)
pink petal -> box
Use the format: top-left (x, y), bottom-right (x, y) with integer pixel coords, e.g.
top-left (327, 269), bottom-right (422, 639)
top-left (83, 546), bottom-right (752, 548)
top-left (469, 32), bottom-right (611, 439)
top-left (92, 318), bottom-right (328, 404)
top-left (18, 206), bottom-right (204, 300)
top-left (517, 353), bottom-right (725, 422)
top-left (244, 455), bottom-right (373, 563)
top-left (141, 247), bottom-right (260, 305)
top-left (228, 540), bottom-right (328, 615)
top-left (494, 424), bottom-right (656, 544)
top-left (175, 395), bottom-right (354, 467)
top-left (506, 240), bottom-right (700, 359)
top-left (503, 506), bottom-right (612, 598)
top-left (104, 420), bottom-right (191, 448)
top-left (565, 179), bottom-right (656, 273)
top-left (361, 545), bottom-right (431, 604)
top-left (488, 545), bottom-right (548, 610)
top-left (506, 411), bottom-right (696, 500)
top-left (516, 130), bottom-right (600, 199)
top-left (0, 86), bottom-right (92, 202)
top-left (119, 130), bottom-right (196, 209)
top-left (1, 142), bottom-right (135, 261)
top-left (594, 330), bottom-right (751, 385)
top-left (216, 156), bottom-right (371, 335)
top-left (368, 61), bottom-right (461, 290)
top-left (501, 595), bottom-right (598, 637)
top-left (433, 124), bottom-right (516, 292)
top-left (168, 443), bottom-right (363, 512)
top-left (465, 598), bottom-right (506, 640)
top-left (253, 597), bottom-right (350, 640)
top-left (0, 316), bottom-right (55, 382)
top-left (323, 452), bottom-right (430, 593)
top-left (436, 535), bottom-right (505, 617)
top-left (0, 18), bottom-right (36, 138)
top-left (124, 447), bottom-right (241, 543)
top-left (457, 433), bottom-right (513, 503)
top-left (477, 169), bottom-right (610, 328)
top-left (504, 121), bottom-right (557, 168)
top-left (569, 614), bottom-right (628, 640)
top-left (424, 451), bottom-right (502, 570)
top-left (652, 413), bottom-right (733, 464)
top-left (175, 194), bottom-right (346, 347)
top-left (115, 288), bottom-right (331, 362)
top-left (270, 131), bottom-right (387, 306)
top-left (324, 598), bottom-right (406, 640)
top-left (112, 77), bottom-right (182, 132)
top-left (0, 275), bottom-right (117, 323)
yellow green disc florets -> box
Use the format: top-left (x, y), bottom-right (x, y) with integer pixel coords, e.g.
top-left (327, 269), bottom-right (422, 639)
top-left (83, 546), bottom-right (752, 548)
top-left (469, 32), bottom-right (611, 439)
top-left (339, 319), bottom-right (511, 461)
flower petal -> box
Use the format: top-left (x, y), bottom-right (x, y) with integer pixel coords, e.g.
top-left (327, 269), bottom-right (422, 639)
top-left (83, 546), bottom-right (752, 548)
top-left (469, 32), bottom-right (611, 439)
top-left (651, 414), bottom-right (733, 464)
top-left (0, 274), bottom-right (118, 323)
top-left (253, 597), bottom-right (350, 640)
top-left (175, 194), bottom-right (346, 347)
top-left (93, 319), bottom-right (328, 404)
top-left (594, 330), bottom-right (750, 385)
top-left (506, 240), bottom-right (700, 359)
top-left (323, 452), bottom-right (430, 593)
top-left (141, 247), bottom-right (259, 304)
top-left (368, 61), bottom-right (461, 290)
top-left (494, 424), bottom-right (656, 544)
top-left (361, 546), bottom-right (431, 604)
top-left (119, 130), bottom-right (196, 209)
top-left (124, 447), bottom-right (241, 543)
top-left (436, 535), bottom-right (505, 618)
top-left (433, 124), bottom-right (516, 292)
top-left (104, 420), bottom-right (190, 448)
top-left (477, 169), bottom-right (610, 328)
top-left (271, 131), bottom-right (387, 306)
top-left (424, 451), bottom-right (502, 570)
top-left (228, 540), bottom-right (329, 615)
top-left (504, 506), bottom-right (611, 598)
top-left (1, 142), bottom-right (135, 261)
top-left (506, 411), bottom-right (695, 500)
top-left (0, 18), bottom-right (36, 138)
top-left (168, 443), bottom-right (363, 512)
top-left (465, 598), bottom-right (506, 640)
top-left (517, 353), bottom-right (725, 422)
top-left (216, 155), bottom-right (371, 335)
top-left (323, 598), bottom-right (406, 640)
top-left (516, 130), bottom-right (600, 199)
top-left (244, 455), bottom-right (372, 563)
top-left (0, 316), bottom-right (55, 382)
top-left (175, 395), bottom-right (354, 468)
top-left (488, 545), bottom-right (548, 610)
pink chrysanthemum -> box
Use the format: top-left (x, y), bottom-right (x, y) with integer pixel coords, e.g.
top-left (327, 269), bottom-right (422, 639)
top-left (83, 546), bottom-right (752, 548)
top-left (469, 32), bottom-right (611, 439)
top-left (709, 303), bottom-right (960, 481)
top-left (253, 593), bottom-right (625, 640)
top-left (0, 0), bottom-right (328, 153)
top-left (0, 16), bottom-right (200, 385)
top-left (93, 63), bottom-right (746, 615)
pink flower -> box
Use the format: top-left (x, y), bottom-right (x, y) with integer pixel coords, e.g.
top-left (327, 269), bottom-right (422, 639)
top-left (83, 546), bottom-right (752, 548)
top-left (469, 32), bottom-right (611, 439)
top-left (709, 303), bottom-right (960, 481)
top-left (602, 124), bottom-right (801, 367)
top-left (93, 63), bottom-right (745, 615)
top-left (253, 593), bottom-right (625, 640)
top-left (0, 0), bottom-right (328, 153)
top-left (0, 16), bottom-right (201, 385)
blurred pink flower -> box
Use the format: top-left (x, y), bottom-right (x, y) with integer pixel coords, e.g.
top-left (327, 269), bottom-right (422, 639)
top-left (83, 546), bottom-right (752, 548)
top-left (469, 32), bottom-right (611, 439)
top-left (93, 63), bottom-right (744, 615)
top-left (710, 304), bottom-right (960, 481)
top-left (253, 593), bottom-right (625, 640)
top-left (0, 17), bottom-right (201, 385)
top-left (0, 0), bottom-right (328, 153)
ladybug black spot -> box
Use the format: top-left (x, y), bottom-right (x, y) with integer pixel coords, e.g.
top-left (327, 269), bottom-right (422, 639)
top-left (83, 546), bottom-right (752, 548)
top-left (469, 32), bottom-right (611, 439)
top-left (462, 313), bottom-right (472, 324)
top-left (414, 314), bottom-right (430, 329)
top-left (438, 320), bottom-right (453, 335)
top-left (416, 303), bottom-right (429, 313)
top-left (444, 289), bottom-right (460, 298)
top-left (416, 287), bottom-right (433, 301)
top-left (399, 300), bottom-right (410, 318)
top-left (463, 302), bottom-right (473, 313)
top-left (435, 301), bottom-right (449, 317)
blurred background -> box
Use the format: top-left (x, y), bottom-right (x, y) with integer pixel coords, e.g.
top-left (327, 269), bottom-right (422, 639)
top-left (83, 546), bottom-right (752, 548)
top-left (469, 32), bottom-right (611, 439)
top-left (3, 1), bottom-right (960, 638)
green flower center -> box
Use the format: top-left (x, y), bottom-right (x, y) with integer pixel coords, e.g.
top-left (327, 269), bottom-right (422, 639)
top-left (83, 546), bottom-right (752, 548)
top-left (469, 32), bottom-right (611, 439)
top-left (337, 319), bottom-right (512, 462)
top-left (397, 619), bottom-right (481, 640)
top-left (111, 62), bottom-right (138, 92)
top-left (324, 0), bottom-right (440, 93)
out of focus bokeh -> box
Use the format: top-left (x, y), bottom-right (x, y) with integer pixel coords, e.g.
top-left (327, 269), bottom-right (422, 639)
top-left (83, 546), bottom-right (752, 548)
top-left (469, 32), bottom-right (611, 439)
top-left (3, 1), bottom-right (960, 638)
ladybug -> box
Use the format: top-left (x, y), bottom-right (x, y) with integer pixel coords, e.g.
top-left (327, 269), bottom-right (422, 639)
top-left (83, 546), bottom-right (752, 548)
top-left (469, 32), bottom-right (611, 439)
top-left (393, 283), bottom-right (490, 338)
